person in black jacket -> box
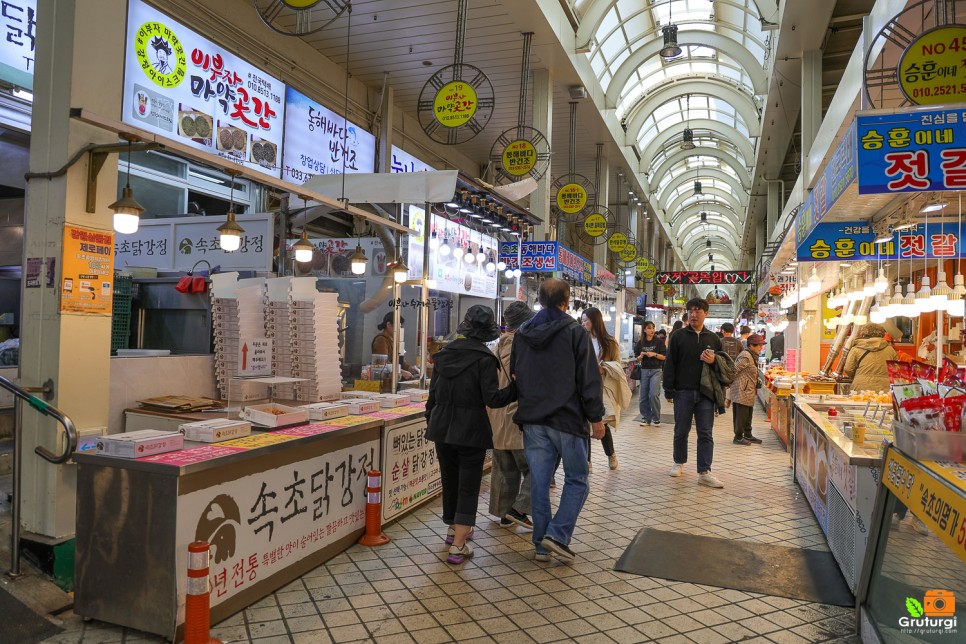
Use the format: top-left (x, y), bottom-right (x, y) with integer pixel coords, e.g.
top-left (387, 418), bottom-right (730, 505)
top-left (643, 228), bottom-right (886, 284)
top-left (511, 278), bottom-right (605, 564)
top-left (426, 305), bottom-right (516, 565)
top-left (664, 298), bottom-right (725, 489)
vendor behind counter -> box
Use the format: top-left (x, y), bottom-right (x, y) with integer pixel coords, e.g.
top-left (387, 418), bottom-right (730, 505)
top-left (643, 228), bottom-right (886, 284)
top-left (842, 323), bottom-right (899, 393)
top-left (371, 312), bottom-right (418, 379)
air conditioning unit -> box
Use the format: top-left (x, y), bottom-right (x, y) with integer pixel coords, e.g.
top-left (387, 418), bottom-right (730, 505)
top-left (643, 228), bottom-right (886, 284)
top-left (568, 85), bottom-right (588, 100)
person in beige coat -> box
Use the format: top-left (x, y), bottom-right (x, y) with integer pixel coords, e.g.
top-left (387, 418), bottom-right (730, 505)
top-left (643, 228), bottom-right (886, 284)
top-left (843, 323), bottom-right (900, 393)
top-left (727, 334), bottom-right (766, 445)
top-left (487, 302), bottom-right (534, 529)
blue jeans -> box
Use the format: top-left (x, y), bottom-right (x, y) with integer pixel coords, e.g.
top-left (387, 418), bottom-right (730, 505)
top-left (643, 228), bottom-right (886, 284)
top-left (523, 424), bottom-right (589, 551)
top-left (672, 389), bottom-right (715, 473)
top-left (638, 368), bottom-right (662, 422)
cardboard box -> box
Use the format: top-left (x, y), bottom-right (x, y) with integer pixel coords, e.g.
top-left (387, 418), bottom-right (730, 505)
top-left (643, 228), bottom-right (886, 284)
top-left (97, 430), bottom-right (184, 458)
top-left (179, 418), bottom-right (252, 443)
top-left (299, 402), bottom-right (350, 420)
top-left (371, 393), bottom-right (412, 407)
top-left (341, 398), bottom-right (382, 415)
top-left (240, 403), bottom-right (309, 427)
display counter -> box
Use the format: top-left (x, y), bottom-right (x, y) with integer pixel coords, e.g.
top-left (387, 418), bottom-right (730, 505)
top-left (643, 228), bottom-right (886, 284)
top-left (792, 400), bottom-right (886, 594)
top-left (758, 369), bottom-right (792, 448)
top-left (858, 446), bottom-right (966, 643)
top-left (77, 402), bottom-right (432, 640)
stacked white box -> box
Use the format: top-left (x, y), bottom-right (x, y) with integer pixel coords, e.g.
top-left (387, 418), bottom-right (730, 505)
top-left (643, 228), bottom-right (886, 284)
top-left (289, 282), bottom-right (343, 402)
top-left (211, 275), bottom-right (269, 401)
top-left (265, 277), bottom-right (294, 399)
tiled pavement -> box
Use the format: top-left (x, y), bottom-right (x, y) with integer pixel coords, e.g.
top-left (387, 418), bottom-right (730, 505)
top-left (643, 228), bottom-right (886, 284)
top-left (43, 398), bottom-right (860, 643)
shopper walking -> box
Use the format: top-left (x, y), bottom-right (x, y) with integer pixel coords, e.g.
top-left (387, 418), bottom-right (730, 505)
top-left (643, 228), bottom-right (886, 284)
top-left (842, 323), bottom-right (899, 393)
top-left (739, 325), bottom-right (752, 347)
top-left (728, 334), bottom-right (766, 445)
top-left (636, 320), bottom-right (666, 426)
top-left (664, 298), bottom-right (726, 488)
top-left (425, 305), bottom-right (517, 564)
top-left (581, 307), bottom-right (621, 470)
top-left (511, 278), bottom-right (605, 563)
top-left (719, 323), bottom-right (742, 361)
top-left (770, 330), bottom-right (785, 362)
top-left (487, 301), bottom-right (535, 530)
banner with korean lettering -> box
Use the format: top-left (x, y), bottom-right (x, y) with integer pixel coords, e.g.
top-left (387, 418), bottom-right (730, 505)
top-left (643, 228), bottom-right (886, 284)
top-left (122, 0), bottom-right (285, 178)
top-left (382, 420), bottom-right (440, 522)
top-left (797, 221), bottom-right (966, 261)
top-left (0, 0), bottom-right (35, 89)
top-left (390, 146), bottom-right (434, 173)
top-left (556, 244), bottom-right (594, 285)
top-left (423, 215), bottom-right (498, 298)
top-left (857, 108), bottom-right (966, 194)
top-left (498, 241), bottom-right (557, 272)
top-left (175, 438), bottom-right (379, 620)
top-left (114, 214), bottom-right (273, 272)
top-left (656, 271), bottom-right (755, 285)
top-left (282, 87), bottom-right (376, 183)
top-left (794, 121), bottom-right (858, 246)
top-left (61, 225), bottom-right (114, 315)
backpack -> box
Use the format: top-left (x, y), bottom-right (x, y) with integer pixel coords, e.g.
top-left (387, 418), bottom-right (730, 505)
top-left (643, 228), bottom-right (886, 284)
top-left (720, 336), bottom-right (742, 361)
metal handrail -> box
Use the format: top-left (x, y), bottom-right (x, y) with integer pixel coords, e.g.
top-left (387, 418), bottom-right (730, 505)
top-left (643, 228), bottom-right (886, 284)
top-left (0, 376), bottom-right (76, 464)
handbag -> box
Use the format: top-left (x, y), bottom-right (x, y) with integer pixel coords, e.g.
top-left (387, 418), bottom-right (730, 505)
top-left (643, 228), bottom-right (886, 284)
top-left (630, 364), bottom-right (642, 380)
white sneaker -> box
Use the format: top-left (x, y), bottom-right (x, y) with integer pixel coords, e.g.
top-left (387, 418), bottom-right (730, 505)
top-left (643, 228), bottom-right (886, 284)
top-left (698, 472), bottom-right (724, 488)
top-left (669, 463), bottom-right (684, 477)
top-left (608, 454), bottom-right (619, 470)
top-left (639, 420), bottom-right (650, 427)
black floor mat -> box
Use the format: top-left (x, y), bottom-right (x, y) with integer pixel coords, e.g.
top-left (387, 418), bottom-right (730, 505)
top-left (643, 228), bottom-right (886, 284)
top-left (0, 588), bottom-right (62, 644)
top-left (614, 528), bottom-right (854, 607)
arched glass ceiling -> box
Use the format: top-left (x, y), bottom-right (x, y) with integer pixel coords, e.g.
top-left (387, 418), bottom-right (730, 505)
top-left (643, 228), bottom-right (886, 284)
top-left (651, 143), bottom-right (746, 179)
top-left (663, 178), bottom-right (742, 204)
top-left (657, 159), bottom-right (741, 192)
top-left (582, 0), bottom-right (767, 93)
top-left (637, 95), bottom-right (751, 152)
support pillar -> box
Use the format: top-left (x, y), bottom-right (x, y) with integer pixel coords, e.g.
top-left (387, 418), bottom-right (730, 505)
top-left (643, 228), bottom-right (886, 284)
top-left (756, 217), bottom-right (767, 266)
top-left (378, 86), bottom-right (395, 174)
top-left (530, 68), bottom-right (552, 241)
top-left (21, 0), bottom-right (122, 539)
top-left (767, 181), bottom-right (781, 240)
top-left (802, 49), bottom-right (823, 178)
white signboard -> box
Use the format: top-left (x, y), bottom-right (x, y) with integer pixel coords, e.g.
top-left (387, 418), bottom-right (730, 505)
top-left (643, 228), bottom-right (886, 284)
top-left (282, 86), bottom-right (376, 184)
top-left (175, 439), bottom-right (378, 618)
top-left (238, 338), bottom-right (272, 376)
top-left (408, 213), bottom-right (498, 298)
top-left (406, 205), bottom-right (426, 281)
top-left (113, 213), bottom-right (273, 272)
top-left (382, 421), bottom-right (440, 522)
top-left (0, 0), bottom-right (35, 89)
top-left (390, 146), bottom-right (434, 174)
top-left (122, 0), bottom-right (285, 178)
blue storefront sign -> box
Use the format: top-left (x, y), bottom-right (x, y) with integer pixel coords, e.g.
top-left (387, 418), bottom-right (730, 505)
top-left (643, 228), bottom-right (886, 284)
top-left (498, 241), bottom-right (593, 285)
top-left (857, 107), bottom-right (966, 194)
top-left (797, 221), bottom-right (966, 261)
top-left (794, 121), bottom-right (857, 246)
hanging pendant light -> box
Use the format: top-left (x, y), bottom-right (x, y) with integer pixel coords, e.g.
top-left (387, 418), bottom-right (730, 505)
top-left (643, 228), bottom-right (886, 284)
top-left (873, 268), bottom-right (890, 294)
top-left (216, 170), bottom-right (245, 252)
top-left (900, 281), bottom-right (918, 317)
top-left (862, 269), bottom-right (877, 297)
top-left (110, 138), bottom-right (145, 235)
top-left (393, 258), bottom-right (409, 283)
top-left (660, 24), bottom-right (682, 59)
top-left (948, 274), bottom-right (966, 316)
top-left (869, 296), bottom-right (887, 324)
top-left (291, 194), bottom-right (315, 263)
top-left (349, 242), bottom-right (368, 275)
top-left (681, 128), bottom-right (695, 150)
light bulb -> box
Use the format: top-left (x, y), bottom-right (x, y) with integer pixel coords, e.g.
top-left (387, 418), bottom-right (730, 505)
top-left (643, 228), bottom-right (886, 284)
top-left (464, 250), bottom-right (475, 264)
top-left (916, 275), bottom-right (937, 312)
top-left (439, 241), bottom-right (451, 256)
top-left (294, 246), bottom-right (313, 263)
top-left (886, 283), bottom-right (904, 315)
top-left (113, 212), bottom-right (140, 235)
top-left (533, 303), bottom-right (542, 311)
top-left (947, 274), bottom-right (966, 316)
top-left (863, 279), bottom-right (877, 298)
top-left (476, 251), bottom-right (485, 263)
top-left (452, 245), bottom-right (464, 259)
top-left (900, 282), bottom-right (918, 317)
top-left (870, 301), bottom-right (887, 324)
top-left (504, 269), bottom-right (514, 279)
top-left (486, 261), bottom-right (495, 272)
top-left (932, 271), bottom-right (952, 306)
top-left (429, 233), bottom-right (440, 249)
top-left (496, 260), bottom-right (507, 271)
top-left (807, 268), bottom-right (821, 293)
top-left (874, 269), bottom-right (890, 293)
top-left (220, 233), bottom-right (241, 252)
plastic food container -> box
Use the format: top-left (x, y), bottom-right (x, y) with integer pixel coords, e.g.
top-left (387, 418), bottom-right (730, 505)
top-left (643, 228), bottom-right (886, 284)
top-left (239, 403), bottom-right (309, 428)
top-left (894, 424), bottom-right (966, 462)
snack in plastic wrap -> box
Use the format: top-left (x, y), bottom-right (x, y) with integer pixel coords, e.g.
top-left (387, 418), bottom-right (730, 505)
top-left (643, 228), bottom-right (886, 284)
top-left (887, 360), bottom-right (914, 385)
top-left (939, 358), bottom-right (966, 387)
top-left (942, 395), bottom-right (966, 432)
top-left (899, 394), bottom-right (944, 429)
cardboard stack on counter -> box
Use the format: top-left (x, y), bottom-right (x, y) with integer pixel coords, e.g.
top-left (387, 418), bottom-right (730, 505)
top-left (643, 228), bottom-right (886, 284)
top-left (290, 278), bottom-right (343, 402)
top-left (210, 273), bottom-right (268, 401)
top-left (266, 276), bottom-right (295, 399)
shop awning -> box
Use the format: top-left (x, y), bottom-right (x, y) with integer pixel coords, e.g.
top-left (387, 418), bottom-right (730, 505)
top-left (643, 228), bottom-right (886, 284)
top-left (301, 171), bottom-right (459, 205)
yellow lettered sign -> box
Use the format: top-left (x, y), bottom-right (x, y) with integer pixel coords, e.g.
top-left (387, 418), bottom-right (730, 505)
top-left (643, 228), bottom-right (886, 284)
top-left (899, 26), bottom-right (966, 105)
top-left (583, 213), bottom-right (607, 237)
top-left (556, 183), bottom-right (588, 214)
top-left (882, 447), bottom-right (966, 565)
top-left (619, 245), bottom-right (637, 262)
top-left (433, 81), bottom-right (478, 127)
top-left (642, 265), bottom-right (657, 279)
top-left (134, 21), bottom-right (187, 89)
top-left (60, 225), bottom-right (115, 316)
top-left (502, 139), bottom-right (537, 176)
top-left (636, 257), bottom-right (651, 273)
top-left (607, 232), bottom-right (628, 253)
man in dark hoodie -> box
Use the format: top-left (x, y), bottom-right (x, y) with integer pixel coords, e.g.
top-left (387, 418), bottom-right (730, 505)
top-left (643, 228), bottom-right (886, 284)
top-left (426, 305), bottom-right (517, 565)
top-left (511, 278), bottom-right (605, 563)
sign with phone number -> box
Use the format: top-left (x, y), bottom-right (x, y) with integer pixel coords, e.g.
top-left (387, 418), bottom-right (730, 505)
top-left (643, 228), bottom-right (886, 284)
top-left (883, 447), bottom-right (966, 565)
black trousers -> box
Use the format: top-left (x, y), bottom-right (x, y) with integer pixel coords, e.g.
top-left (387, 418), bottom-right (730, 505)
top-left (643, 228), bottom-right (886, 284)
top-left (732, 402), bottom-right (754, 438)
top-left (435, 442), bottom-right (487, 527)
top-left (586, 424), bottom-right (615, 460)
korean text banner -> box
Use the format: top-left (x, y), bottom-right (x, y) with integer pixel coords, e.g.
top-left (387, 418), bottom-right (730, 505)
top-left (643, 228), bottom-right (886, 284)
top-left (556, 244), bottom-right (594, 285)
top-left (414, 215), bottom-right (497, 298)
top-left (656, 271), bottom-right (755, 285)
top-left (122, 0), bottom-right (285, 178)
top-left (0, 0), bottom-right (35, 89)
top-left (61, 225), bottom-right (114, 316)
top-left (498, 241), bottom-right (558, 272)
top-left (857, 108), bottom-right (966, 194)
top-left (282, 86), bottom-right (376, 184)
top-left (797, 221), bottom-right (966, 261)
top-left (390, 146), bottom-right (434, 173)
top-left (794, 121), bottom-right (857, 246)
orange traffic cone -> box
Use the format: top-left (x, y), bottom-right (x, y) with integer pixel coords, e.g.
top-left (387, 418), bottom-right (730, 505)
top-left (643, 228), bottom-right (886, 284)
top-left (358, 470), bottom-right (391, 546)
top-left (184, 541), bottom-right (222, 644)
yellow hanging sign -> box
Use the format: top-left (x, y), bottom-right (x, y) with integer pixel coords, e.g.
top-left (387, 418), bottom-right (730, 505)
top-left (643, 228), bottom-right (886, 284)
top-left (899, 26), bottom-right (966, 105)
top-left (556, 183), bottom-right (588, 214)
top-left (636, 257), bottom-right (651, 273)
top-left (583, 213), bottom-right (607, 237)
top-left (642, 265), bottom-right (657, 279)
top-left (502, 139), bottom-right (537, 176)
top-left (619, 245), bottom-right (637, 262)
top-left (433, 81), bottom-right (478, 128)
top-left (607, 232), bottom-right (628, 253)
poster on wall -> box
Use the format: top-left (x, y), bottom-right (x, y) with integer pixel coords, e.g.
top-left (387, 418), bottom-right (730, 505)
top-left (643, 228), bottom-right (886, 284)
top-left (382, 421), bottom-right (441, 522)
top-left (705, 289), bottom-right (733, 319)
top-left (795, 417), bottom-right (829, 535)
top-left (122, 0), bottom-right (286, 178)
top-left (282, 87), bottom-right (376, 184)
top-left (0, 0), bottom-right (36, 90)
top-left (410, 215), bottom-right (497, 298)
top-left (284, 237), bottom-right (388, 277)
top-left (61, 225), bottom-right (115, 316)
top-left (175, 439), bottom-right (378, 616)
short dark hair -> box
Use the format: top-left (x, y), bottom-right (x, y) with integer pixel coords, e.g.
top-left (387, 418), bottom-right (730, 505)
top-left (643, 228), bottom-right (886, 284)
top-left (685, 298), bottom-right (709, 312)
top-left (643, 320), bottom-right (655, 329)
top-left (721, 322), bottom-right (735, 333)
top-left (539, 278), bottom-right (570, 308)
top-left (740, 325), bottom-right (752, 335)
